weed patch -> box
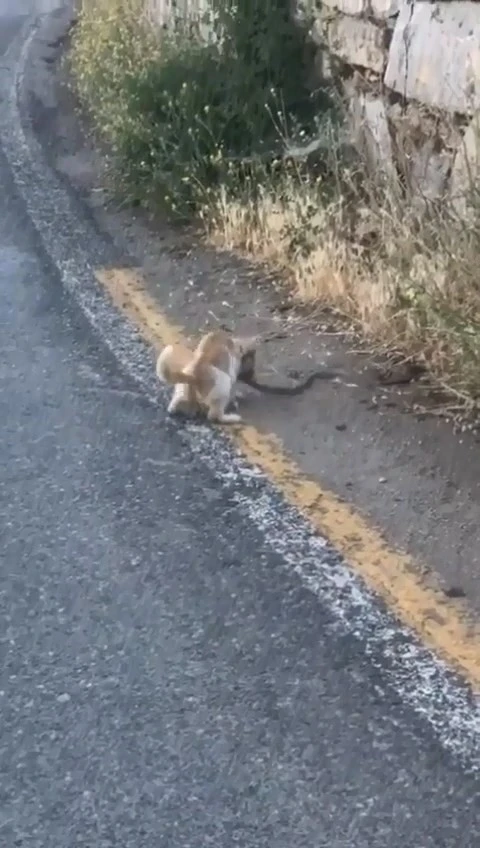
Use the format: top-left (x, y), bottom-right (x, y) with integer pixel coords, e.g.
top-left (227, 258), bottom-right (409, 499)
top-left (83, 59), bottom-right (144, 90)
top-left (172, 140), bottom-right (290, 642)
top-left (209, 157), bottom-right (480, 403)
top-left (71, 0), bottom-right (328, 216)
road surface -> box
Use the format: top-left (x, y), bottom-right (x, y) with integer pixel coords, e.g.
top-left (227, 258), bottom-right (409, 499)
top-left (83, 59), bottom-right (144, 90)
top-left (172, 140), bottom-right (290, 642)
top-left (0, 3), bottom-right (479, 846)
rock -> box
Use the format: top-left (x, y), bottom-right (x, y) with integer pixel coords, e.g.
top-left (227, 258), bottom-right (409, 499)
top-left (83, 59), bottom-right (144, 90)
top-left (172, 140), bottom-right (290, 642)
top-left (385, 1), bottom-right (480, 114)
top-left (321, 15), bottom-right (387, 74)
top-left (449, 113), bottom-right (480, 216)
top-left (321, 0), bottom-right (401, 18)
top-left (349, 92), bottom-right (396, 177)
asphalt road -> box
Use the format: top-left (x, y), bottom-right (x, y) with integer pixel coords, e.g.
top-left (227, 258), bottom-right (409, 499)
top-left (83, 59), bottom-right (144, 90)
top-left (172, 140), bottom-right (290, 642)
top-left (1, 6), bottom-right (480, 847)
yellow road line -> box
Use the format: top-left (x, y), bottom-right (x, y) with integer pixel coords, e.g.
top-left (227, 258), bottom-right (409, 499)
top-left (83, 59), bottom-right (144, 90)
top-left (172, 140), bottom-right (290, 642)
top-left (97, 266), bottom-right (480, 690)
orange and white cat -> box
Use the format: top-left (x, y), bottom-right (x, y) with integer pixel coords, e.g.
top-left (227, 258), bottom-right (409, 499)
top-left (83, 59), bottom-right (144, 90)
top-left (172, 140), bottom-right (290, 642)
top-left (156, 330), bottom-right (257, 424)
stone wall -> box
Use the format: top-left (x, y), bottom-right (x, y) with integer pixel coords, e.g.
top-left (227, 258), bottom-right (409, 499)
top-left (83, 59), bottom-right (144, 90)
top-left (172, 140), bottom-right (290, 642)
top-left (299, 0), bottom-right (480, 206)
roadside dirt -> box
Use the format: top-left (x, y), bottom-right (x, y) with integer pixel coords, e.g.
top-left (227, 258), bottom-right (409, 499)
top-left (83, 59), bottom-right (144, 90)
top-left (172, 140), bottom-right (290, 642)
top-left (29, 31), bottom-right (480, 615)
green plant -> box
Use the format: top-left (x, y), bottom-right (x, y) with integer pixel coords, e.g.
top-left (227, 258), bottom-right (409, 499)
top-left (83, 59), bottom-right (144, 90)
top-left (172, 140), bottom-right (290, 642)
top-left (71, 0), bottom-right (332, 217)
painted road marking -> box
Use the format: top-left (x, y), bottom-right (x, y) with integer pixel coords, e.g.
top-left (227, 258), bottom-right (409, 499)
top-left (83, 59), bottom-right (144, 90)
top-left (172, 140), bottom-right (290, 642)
top-left (96, 267), bottom-right (480, 691)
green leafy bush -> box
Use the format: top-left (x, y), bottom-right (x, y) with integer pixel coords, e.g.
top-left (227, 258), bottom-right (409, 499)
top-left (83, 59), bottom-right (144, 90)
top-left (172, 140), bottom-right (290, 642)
top-left (71, 0), bottom-right (330, 217)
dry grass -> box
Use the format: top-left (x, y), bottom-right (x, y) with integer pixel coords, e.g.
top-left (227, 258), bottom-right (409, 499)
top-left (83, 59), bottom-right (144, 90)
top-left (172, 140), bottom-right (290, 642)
top-left (206, 157), bottom-right (480, 404)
